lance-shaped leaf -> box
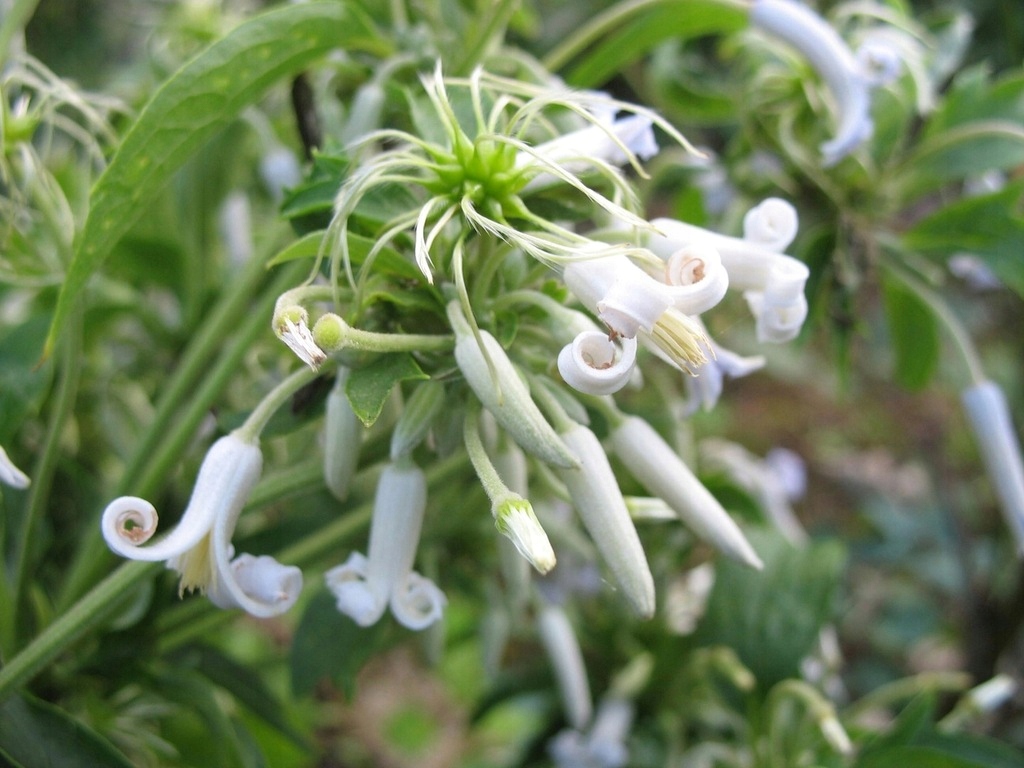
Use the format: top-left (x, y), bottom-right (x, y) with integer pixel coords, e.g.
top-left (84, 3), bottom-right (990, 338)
top-left (43, 1), bottom-right (381, 357)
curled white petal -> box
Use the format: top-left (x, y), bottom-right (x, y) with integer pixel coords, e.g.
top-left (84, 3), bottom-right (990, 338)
top-left (742, 198), bottom-right (799, 252)
top-left (538, 603), bottom-right (593, 730)
top-left (326, 552), bottom-right (386, 627)
top-left (744, 258), bottom-right (810, 343)
top-left (683, 343), bottom-right (766, 415)
top-left (0, 445), bottom-right (30, 489)
top-left (208, 553), bottom-right (303, 615)
top-left (557, 424), bottom-right (656, 618)
top-left (563, 254), bottom-right (671, 338)
top-left (101, 496), bottom-right (161, 552)
top-left (662, 243), bottom-right (729, 315)
top-left (962, 381), bottom-right (1024, 555)
top-left (558, 332), bottom-right (637, 396)
top-left (390, 572), bottom-right (447, 630)
top-left (101, 434), bottom-right (261, 565)
top-left (856, 39), bottom-right (902, 87)
top-left (750, 0), bottom-right (877, 166)
top-left (611, 417), bottom-right (762, 569)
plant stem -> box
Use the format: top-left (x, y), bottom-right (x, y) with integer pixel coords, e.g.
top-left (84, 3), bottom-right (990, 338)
top-left (11, 309), bottom-right (81, 643)
top-left (453, 0), bottom-right (519, 75)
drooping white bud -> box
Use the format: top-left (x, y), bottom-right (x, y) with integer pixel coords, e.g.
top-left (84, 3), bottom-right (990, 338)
top-left (0, 445), bottom-right (31, 489)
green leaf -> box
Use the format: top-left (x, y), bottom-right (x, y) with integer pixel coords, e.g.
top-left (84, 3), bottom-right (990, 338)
top-left (345, 353), bottom-right (428, 427)
top-left (902, 180), bottom-right (1024, 299)
top-left (694, 529), bottom-right (846, 691)
top-left (562, 0), bottom-right (746, 88)
top-left (184, 645), bottom-right (308, 748)
top-left (43, 1), bottom-right (381, 357)
top-left (290, 590), bottom-right (395, 699)
top-left (856, 746), bottom-right (982, 768)
top-left (0, 694), bottom-right (134, 768)
top-left (0, 313), bottom-right (53, 440)
top-left (881, 274), bottom-right (939, 390)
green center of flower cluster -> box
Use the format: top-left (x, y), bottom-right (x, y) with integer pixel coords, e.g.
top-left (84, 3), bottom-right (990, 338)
top-left (424, 132), bottom-right (523, 212)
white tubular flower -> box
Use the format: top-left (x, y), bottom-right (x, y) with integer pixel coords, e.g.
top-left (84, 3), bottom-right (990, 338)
top-left (549, 696), bottom-right (634, 768)
top-left (323, 370), bottom-right (362, 501)
top-left (750, 0), bottom-right (899, 166)
top-left (100, 432), bottom-right (303, 617)
top-left (0, 445), bottom-right (30, 489)
top-left (449, 302), bottom-right (579, 469)
top-left (558, 331), bottom-right (638, 396)
top-left (662, 243), bottom-right (729, 316)
top-left (562, 253), bottom-right (709, 372)
top-left (742, 198), bottom-right (799, 252)
top-left (610, 417), bottom-right (763, 569)
top-left (684, 337), bottom-right (765, 415)
top-left (647, 214), bottom-right (809, 343)
top-left (325, 461), bottom-right (446, 629)
top-left (744, 255), bottom-right (810, 343)
top-left (701, 440), bottom-right (808, 545)
top-left (961, 381), bottom-right (1024, 555)
top-left (521, 114), bottom-right (658, 191)
top-left (557, 423), bottom-right (656, 618)
top-left (537, 602), bottom-right (594, 730)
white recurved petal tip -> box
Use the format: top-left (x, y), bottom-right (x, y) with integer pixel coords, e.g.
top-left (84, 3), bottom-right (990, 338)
top-left (663, 243), bottom-right (729, 316)
top-left (557, 424), bottom-right (656, 618)
top-left (208, 554), bottom-right (303, 615)
top-left (390, 572), bottom-right (447, 630)
top-left (750, 0), bottom-right (888, 166)
top-left (962, 381), bottom-right (1024, 555)
top-left (611, 417), bottom-right (762, 569)
top-left (684, 342), bottom-right (765, 415)
top-left (744, 257), bottom-right (810, 343)
top-left (0, 445), bottom-right (30, 489)
top-left (326, 552), bottom-right (386, 627)
top-left (558, 331), bottom-right (637, 396)
top-left (742, 198), bottom-right (799, 252)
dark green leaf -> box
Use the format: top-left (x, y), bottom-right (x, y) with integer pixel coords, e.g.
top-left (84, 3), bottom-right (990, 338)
top-left (44, 1), bottom-right (381, 357)
top-left (185, 645), bottom-right (308, 748)
top-left (902, 180), bottom-right (1024, 299)
top-left (563, 0), bottom-right (746, 87)
top-left (0, 694), bottom-right (134, 768)
top-left (345, 353), bottom-right (428, 427)
top-left (856, 746), bottom-right (982, 768)
top-left (881, 274), bottom-right (940, 390)
top-left (694, 529), bottom-right (846, 691)
top-left (290, 590), bottom-right (395, 698)
top-left (0, 313), bottom-right (52, 440)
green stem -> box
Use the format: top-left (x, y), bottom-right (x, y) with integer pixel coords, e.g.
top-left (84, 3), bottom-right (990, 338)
top-left (238, 363), bottom-right (331, 442)
top-left (462, 406), bottom-right (513, 508)
top-left (10, 310), bottom-right (81, 641)
top-left (0, 561), bottom-right (158, 702)
top-left (56, 260), bottom-right (307, 611)
top-left (0, 0), bottom-right (39, 67)
top-left (884, 262), bottom-right (987, 386)
top-left (452, 0), bottom-right (519, 75)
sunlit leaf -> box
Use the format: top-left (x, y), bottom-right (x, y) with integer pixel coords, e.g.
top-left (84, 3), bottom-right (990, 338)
top-left (345, 353), bottom-right (429, 427)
